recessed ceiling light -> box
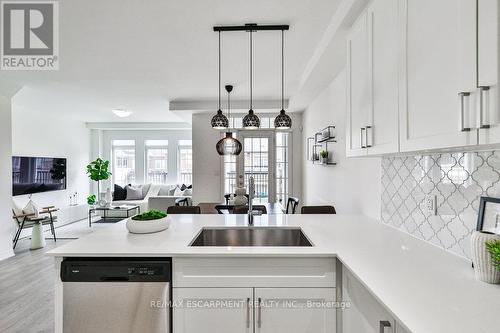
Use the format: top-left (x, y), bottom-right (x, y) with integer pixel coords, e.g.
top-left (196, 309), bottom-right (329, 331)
top-left (112, 109), bottom-right (133, 117)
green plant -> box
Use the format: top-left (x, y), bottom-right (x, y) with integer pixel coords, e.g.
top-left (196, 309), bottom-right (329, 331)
top-left (132, 210), bottom-right (168, 221)
top-left (87, 194), bottom-right (96, 205)
top-left (86, 158), bottom-right (112, 198)
top-left (320, 150), bottom-right (328, 158)
top-left (486, 240), bottom-right (500, 270)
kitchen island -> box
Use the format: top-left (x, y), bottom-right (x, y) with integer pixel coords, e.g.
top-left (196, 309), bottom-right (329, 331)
top-left (49, 214), bottom-right (500, 333)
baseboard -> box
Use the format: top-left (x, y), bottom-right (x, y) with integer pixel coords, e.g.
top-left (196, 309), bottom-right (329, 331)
top-left (0, 248), bottom-right (14, 261)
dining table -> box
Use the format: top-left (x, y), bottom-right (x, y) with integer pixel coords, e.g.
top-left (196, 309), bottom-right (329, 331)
top-left (197, 202), bottom-right (284, 215)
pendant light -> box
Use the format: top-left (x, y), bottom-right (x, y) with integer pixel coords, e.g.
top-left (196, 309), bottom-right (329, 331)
top-left (274, 29), bottom-right (292, 129)
top-left (216, 85), bottom-right (242, 155)
top-left (211, 31), bottom-right (229, 129)
top-left (242, 27), bottom-right (260, 129)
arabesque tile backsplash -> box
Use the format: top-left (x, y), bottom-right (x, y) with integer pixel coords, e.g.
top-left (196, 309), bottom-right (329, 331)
top-left (381, 151), bottom-right (500, 259)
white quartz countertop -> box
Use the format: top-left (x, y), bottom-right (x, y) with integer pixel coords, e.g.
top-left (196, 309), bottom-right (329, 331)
top-left (48, 214), bottom-right (500, 333)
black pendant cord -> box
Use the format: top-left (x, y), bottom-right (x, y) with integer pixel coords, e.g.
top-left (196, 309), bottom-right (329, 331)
top-left (249, 29), bottom-right (253, 111)
top-left (281, 29), bottom-right (284, 111)
top-left (227, 87), bottom-right (231, 124)
top-left (218, 31), bottom-right (221, 112)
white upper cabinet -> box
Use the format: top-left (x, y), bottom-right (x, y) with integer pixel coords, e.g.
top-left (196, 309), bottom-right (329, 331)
top-left (399, 0), bottom-right (477, 152)
top-left (346, 0), bottom-right (399, 157)
top-left (346, 12), bottom-right (370, 157)
top-left (478, 0), bottom-right (500, 144)
top-left (366, 0), bottom-right (399, 155)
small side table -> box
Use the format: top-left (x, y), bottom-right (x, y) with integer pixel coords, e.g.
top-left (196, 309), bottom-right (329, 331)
top-left (29, 217), bottom-right (46, 250)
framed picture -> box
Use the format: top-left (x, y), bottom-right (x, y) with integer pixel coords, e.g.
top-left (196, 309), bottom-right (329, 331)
top-left (477, 196), bottom-right (500, 233)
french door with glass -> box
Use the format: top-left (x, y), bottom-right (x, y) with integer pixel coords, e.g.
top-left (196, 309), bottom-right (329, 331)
top-left (237, 131), bottom-right (275, 204)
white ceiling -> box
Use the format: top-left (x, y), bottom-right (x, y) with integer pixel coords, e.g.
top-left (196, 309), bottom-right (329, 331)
top-left (2, 0), bottom-right (342, 122)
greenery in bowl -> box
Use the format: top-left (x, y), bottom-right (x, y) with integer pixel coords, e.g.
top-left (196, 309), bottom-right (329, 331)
top-left (486, 240), bottom-right (500, 270)
top-left (132, 210), bottom-right (168, 221)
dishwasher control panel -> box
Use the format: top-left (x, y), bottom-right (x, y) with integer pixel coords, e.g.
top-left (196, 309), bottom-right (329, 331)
top-left (61, 258), bottom-right (172, 282)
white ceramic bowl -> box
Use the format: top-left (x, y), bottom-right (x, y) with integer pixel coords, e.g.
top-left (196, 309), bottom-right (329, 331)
top-left (126, 216), bottom-right (170, 234)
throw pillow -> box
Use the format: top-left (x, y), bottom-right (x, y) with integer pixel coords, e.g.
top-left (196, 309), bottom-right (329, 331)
top-left (173, 186), bottom-right (183, 197)
top-left (23, 199), bottom-right (40, 218)
top-left (187, 184), bottom-right (193, 189)
top-left (12, 201), bottom-right (23, 217)
top-left (141, 183), bottom-right (152, 199)
top-left (168, 186), bottom-right (177, 196)
top-left (126, 185), bottom-right (143, 200)
top-left (113, 184), bottom-right (127, 201)
top-left (158, 185), bottom-right (171, 196)
top-left (180, 184), bottom-right (187, 191)
top-left (183, 188), bottom-right (192, 197)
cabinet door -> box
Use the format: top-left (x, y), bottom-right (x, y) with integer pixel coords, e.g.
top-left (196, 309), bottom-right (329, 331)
top-left (254, 288), bottom-right (336, 333)
top-left (173, 288), bottom-right (253, 333)
top-left (342, 269), bottom-right (394, 333)
top-left (478, 0), bottom-right (500, 144)
top-left (399, 0), bottom-right (477, 152)
top-left (346, 12), bottom-right (369, 157)
top-left (366, 0), bottom-right (399, 155)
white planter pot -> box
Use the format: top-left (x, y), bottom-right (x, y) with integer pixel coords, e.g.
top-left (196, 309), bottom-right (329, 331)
top-left (471, 231), bottom-right (500, 284)
top-left (126, 216), bottom-right (170, 234)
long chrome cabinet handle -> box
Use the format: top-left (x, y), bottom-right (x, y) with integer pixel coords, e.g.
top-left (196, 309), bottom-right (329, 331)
top-left (360, 127), bottom-right (366, 148)
top-left (366, 125), bottom-right (372, 147)
top-left (458, 92), bottom-right (472, 132)
top-left (479, 86), bottom-right (491, 129)
top-left (257, 297), bottom-right (262, 328)
top-left (246, 297), bottom-right (250, 328)
top-left (379, 320), bottom-right (391, 333)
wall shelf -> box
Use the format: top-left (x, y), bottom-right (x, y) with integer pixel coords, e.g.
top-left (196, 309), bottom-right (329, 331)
top-left (307, 125), bottom-right (337, 166)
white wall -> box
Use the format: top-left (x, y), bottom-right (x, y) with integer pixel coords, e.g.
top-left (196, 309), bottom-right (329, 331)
top-left (0, 95), bottom-right (13, 260)
top-left (302, 69), bottom-right (381, 219)
top-left (192, 113), bottom-right (223, 204)
top-left (192, 112), bottom-right (303, 205)
top-left (11, 104), bottom-right (90, 225)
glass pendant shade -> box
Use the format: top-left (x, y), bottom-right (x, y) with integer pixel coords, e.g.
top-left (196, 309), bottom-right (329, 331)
top-left (211, 109), bottom-right (229, 129)
top-left (242, 109), bottom-right (260, 129)
top-left (274, 109), bottom-right (292, 129)
top-left (216, 132), bottom-right (242, 155)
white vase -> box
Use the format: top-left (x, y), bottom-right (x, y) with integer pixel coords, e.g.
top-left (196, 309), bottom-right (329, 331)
top-left (234, 187), bottom-right (247, 206)
top-left (105, 187), bottom-right (112, 207)
top-left (471, 231), bottom-right (500, 284)
top-left (126, 216), bottom-right (170, 234)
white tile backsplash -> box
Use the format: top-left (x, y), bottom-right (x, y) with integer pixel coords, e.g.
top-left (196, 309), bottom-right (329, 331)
top-left (381, 151), bottom-right (500, 259)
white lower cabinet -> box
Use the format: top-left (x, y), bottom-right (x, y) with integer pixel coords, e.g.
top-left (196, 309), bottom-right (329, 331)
top-left (342, 269), bottom-right (411, 333)
top-left (255, 288), bottom-right (336, 333)
top-left (174, 287), bottom-right (336, 333)
top-left (173, 288), bottom-right (253, 333)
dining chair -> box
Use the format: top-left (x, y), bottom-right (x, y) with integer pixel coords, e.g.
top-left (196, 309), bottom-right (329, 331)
top-left (286, 197), bottom-right (300, 214)
top-left (300, 205), bottom-right (336, 214)
top-left (232, 205), bottom-right (267, 214)
top-left (166, 206), bottom-right (201, 214)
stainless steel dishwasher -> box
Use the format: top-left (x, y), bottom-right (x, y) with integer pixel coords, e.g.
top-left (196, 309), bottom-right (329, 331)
top-left (61, 258), bottom-right (171, 333)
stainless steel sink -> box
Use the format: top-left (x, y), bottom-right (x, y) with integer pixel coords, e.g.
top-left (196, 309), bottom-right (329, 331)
top-left (189, 227), bottom-right (313, 247)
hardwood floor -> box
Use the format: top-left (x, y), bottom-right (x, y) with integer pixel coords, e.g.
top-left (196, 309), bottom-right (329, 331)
top-left (0, 238), bottom-right (69, 333)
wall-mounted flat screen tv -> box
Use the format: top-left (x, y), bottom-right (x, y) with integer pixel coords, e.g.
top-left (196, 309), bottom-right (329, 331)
top-left (12, 156), bottom-right (67, 196)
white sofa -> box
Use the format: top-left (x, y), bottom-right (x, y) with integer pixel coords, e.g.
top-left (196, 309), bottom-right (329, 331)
top-left (111, 184), bottom-right (192, 213)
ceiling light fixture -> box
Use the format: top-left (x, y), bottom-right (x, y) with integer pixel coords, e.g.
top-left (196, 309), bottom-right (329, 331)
top-left (242, 24), bottom-right (260, 129)
top-left (112, 109), bottom-right (133, 117)
top-left (211, 31), bottom-right (229, 129)
top-left (274, 29), bottom-right (292, 129)
top-left (216, 85), bottom-right (242, 155)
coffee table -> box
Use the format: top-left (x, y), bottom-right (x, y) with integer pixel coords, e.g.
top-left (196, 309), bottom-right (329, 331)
top-left (88, 205), bottom-right (140, 227)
